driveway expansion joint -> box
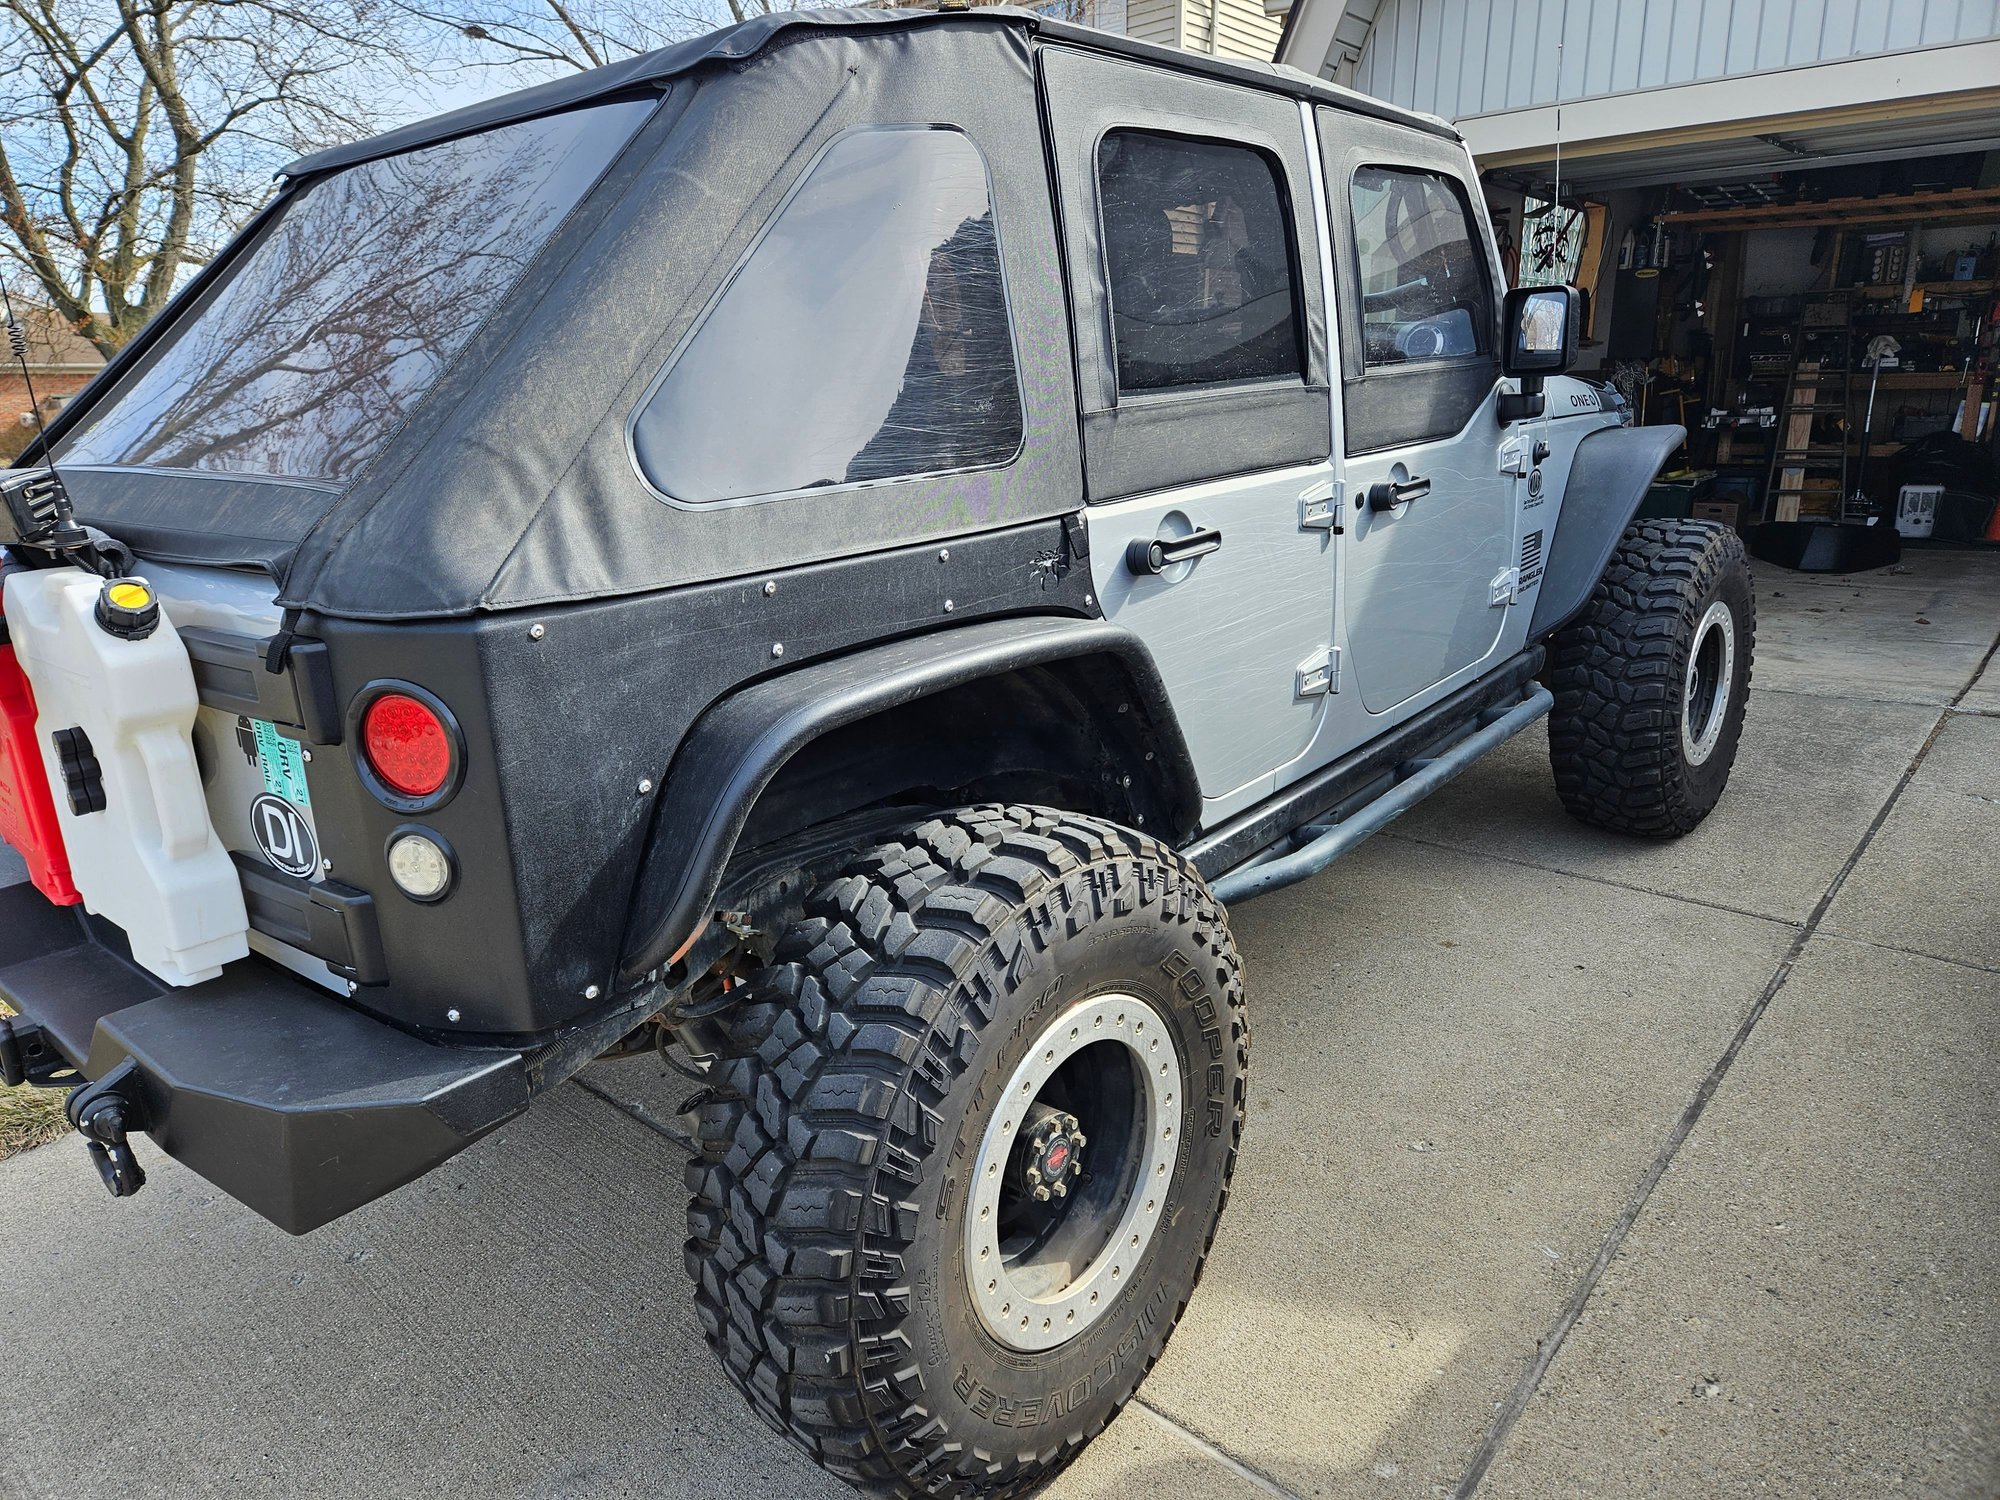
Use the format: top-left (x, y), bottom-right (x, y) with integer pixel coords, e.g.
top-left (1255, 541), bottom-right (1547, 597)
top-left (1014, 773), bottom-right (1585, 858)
top-left (1133, 1400), bottom-right (1305, 1500)
top-left (1381, 830), bottom-right (1804, 929)
top-left (1813, 929), bottom-right (2000, 978)
top-left (1447, 657), bottom-right (1982, 1500)
top-left (572, 1074), bottom-right (699, 1154)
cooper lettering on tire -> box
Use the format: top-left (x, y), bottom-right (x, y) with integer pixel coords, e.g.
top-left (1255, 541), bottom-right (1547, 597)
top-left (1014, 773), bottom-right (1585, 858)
top-left (686, 804), bottom-right (1248, 1499)
top-left (250, 792), bottom-right (319, 878)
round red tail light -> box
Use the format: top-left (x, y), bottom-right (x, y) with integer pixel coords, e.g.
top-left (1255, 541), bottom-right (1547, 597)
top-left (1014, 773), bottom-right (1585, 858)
top-left (360, 692), bottom-right (454, 800)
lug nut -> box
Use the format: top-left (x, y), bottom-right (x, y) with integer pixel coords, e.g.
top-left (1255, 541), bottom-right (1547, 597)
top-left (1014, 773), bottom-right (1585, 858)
top-left (1033, 1185), bottom-right (1051, 1202)
top-left (1051, 1180), bottom-right (1068, 1199)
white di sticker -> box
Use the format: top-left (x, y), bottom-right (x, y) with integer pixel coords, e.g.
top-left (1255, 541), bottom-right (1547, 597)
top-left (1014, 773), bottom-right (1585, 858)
top-left (250, 718), bottom-right (311, 809)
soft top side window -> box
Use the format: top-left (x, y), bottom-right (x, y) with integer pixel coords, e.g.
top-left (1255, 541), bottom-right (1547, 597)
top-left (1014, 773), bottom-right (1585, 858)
top-left (631, 126), bottom-right (1023, 507)
top-left (1096, 130), bottom-right (1304, 395)
top-left (1349, 166), bottom-right (1492, 369)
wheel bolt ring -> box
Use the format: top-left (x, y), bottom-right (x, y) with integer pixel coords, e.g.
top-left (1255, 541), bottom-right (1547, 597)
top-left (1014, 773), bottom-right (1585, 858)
top-left (965, 992), bottom-right (1182, 1352)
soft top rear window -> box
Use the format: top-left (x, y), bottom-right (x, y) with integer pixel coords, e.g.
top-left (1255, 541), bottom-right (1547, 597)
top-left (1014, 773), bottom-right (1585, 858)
top-left (61, 100), bottom-right (649, 487)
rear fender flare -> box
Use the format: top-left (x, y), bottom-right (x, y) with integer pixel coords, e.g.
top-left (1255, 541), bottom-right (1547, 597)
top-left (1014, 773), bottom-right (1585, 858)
top-left (1528, 424), bottom-right (1687, 640)
top-left (617, 616), bottom-right (1198, 984)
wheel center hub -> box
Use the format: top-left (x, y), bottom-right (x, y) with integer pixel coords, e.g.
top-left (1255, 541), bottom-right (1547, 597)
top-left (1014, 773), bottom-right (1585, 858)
top-left (1008, 1103), bottom-right (1084, 1201)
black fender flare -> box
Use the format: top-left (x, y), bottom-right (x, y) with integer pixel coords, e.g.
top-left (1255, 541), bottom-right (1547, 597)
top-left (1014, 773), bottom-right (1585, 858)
top-left (617, 615), bottom-right (1199, 983)
top-left (1527, 423), bottom-right (1686, 640)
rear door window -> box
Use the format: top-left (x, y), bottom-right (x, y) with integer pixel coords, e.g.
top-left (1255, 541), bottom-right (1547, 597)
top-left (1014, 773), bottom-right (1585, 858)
top-left (1095, 130), bottom-right (1303, 393)
top-left (1349, 167), bottom-right (1492, 367)
top-left (61, 101), bottom-right (649, 485)
top-left (630, 127), bottom-right (1023, 505)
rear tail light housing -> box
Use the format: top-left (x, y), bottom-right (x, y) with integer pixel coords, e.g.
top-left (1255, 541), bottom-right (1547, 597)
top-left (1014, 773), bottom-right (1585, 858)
top-left (351, 682), bottom-right (463, 812)
top-left (386, 826), bottom-right (456, 902)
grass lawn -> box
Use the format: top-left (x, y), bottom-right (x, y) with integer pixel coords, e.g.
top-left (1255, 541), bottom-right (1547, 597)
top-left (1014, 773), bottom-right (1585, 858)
top-left (0, 1002), bottom-right (70, 1161)
top-left (1, 1083), bottom-right (69, 1159)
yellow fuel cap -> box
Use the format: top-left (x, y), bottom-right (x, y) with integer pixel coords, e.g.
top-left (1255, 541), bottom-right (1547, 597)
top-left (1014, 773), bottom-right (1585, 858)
top-left (95, 576), bottom-right (160, 641)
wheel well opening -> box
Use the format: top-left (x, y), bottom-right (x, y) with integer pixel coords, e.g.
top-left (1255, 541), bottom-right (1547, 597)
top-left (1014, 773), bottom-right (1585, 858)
top-left (736, 657), bottom-right (1186, 860)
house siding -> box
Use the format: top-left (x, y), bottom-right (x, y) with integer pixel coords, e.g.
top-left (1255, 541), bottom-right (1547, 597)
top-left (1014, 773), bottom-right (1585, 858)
top-left (1214, 0), bottom-right (1285, 58)
top-left (1347, 0), bottom-right (2000, 117)
top-left (1124, 0), bottom-right (1184, 50)
top-left (1161, 0), bottom-right (1284, 59)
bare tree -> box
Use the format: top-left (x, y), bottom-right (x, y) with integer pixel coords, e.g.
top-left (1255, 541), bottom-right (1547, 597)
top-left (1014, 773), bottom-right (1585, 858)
top-left (406, 0), bottom-right (1104, 88)
top-left (0, 0), bottom-right (410, 355)
top-left (403, 0), bottom-right (834, 78)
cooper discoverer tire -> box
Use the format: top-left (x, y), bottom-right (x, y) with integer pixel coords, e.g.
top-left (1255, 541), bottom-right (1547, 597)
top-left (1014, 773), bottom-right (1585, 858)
top-left (685, 804), bottom-right (1247, 1498)
top-left (1547, 518), bottom-right (1755, 837)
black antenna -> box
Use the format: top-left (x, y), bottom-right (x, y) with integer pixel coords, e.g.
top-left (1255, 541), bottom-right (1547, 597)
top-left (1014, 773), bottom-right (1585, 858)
top-left (1544, 1), bottom-right (1566, 455)
top-left (0, 278), bottom-right (87, 555)
top-left (2, 280), bottom-right (67, 486)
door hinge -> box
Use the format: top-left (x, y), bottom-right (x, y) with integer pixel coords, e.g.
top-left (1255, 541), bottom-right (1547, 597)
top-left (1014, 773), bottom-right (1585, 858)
top-left (1295, 645), bottom-right (1340, 697)
top-left (1489, 566), bottom-right (1522, 606)
top-left (1061, 510), bottom-right (1090, 562)
top-left (1299, 481), bottom-right (1344, 533)
top-left (1499, 437), bottom-right (1531, 478)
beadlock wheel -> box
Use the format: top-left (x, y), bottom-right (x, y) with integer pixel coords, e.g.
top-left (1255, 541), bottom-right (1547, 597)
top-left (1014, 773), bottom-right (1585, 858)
top-left (684, 805), bottom-right (1248, 1500)
top-left (1681, 599), bottom-right (1736, 768)
top-left (966, 991), bottom-right (1183, 1352)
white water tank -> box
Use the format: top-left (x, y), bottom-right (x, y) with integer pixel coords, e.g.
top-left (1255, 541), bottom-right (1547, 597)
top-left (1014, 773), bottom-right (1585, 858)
top-left (2, 566), bottom-right (248, 985)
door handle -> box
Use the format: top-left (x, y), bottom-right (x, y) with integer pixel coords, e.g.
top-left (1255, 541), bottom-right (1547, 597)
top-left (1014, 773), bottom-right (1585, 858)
top-left (1126, 526), bottom-right (1223, 575)
top-left (1367, 475), bottom-right (1431, 512)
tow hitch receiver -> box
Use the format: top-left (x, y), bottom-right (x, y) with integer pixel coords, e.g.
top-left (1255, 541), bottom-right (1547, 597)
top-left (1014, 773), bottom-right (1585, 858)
top-left (64, 1058), bottom-right (149, 1199)
top-left (0, 1013), bottom-right (76, 1088)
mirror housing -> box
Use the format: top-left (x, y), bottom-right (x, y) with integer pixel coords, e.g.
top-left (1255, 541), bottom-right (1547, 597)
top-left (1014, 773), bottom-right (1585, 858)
top-left (1498, 284), bottom-right (1581, 422)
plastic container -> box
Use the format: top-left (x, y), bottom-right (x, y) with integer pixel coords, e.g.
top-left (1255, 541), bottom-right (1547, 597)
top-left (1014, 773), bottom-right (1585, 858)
top-left (2, 567), bottom-right (248, 985)
top-left (0, 641), bottom-right (80, 905)
top-left (1895, 484), bottom-right (1942, 539)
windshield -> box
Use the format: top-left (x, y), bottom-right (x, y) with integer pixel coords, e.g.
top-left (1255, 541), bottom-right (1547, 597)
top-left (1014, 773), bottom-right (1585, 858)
top-left (61, 100), bottom-right (650, 486)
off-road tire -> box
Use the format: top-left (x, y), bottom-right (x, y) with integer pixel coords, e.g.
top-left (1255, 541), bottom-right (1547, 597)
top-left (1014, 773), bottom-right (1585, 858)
top-left (685, 805), bottom-right (1247, 1498)
top-left (1547, 518), bottom-right (1755, 836)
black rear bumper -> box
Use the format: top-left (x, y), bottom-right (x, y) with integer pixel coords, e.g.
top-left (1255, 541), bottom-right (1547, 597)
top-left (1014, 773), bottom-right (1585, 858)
top-left (0, 884), bottom-right (528, 1234)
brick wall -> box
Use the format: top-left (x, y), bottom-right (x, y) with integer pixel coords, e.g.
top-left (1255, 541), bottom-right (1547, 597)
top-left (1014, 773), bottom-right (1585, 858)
top-left (2, 369), bottom-right (96, 419)
top-left (0, 371), bottom-right (96, 465)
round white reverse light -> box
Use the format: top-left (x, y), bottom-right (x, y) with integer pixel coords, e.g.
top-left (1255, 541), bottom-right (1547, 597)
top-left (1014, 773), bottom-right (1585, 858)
top-left (387, 831), bottom-right (452, 902)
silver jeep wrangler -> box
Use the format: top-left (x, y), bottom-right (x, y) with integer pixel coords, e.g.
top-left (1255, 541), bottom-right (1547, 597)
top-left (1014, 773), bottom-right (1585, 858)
top-left (0, 9), bottom-right (1751, 1496)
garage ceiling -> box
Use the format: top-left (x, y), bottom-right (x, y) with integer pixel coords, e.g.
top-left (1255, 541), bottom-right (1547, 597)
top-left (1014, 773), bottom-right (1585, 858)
top-left (1481, 93), bottom-right (2000, 191)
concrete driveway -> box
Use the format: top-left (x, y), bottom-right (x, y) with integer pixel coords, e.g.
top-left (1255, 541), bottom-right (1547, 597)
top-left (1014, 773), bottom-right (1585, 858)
top-left (3, 548), bottom-right (1996, 1500)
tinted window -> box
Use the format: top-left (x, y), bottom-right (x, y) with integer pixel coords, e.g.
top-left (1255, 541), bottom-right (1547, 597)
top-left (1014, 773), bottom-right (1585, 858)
top-left (1096, 131), bottom-right (1302, 394)
top-left (632, 128), bottom-right (1022, 505)
top-left (1350, 167), bottom-right (1492, 367)
top-left (62, 102), bottom-right (649, 484)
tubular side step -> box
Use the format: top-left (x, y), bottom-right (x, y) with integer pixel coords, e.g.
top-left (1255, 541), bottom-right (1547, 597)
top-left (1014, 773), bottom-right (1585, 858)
top-left (1210, 684), bottom-right (1554, 906)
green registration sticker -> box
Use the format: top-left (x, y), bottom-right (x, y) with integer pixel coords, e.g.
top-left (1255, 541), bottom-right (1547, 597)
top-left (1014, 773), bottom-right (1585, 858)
top-left (251, 718), bottom-right (312, 809)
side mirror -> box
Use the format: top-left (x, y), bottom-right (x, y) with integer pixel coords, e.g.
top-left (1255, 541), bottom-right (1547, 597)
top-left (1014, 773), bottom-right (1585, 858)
top-left (1498, 284), bottom-right (1581, 421)
top-left (1504, 285), bottom-right (1580, 375)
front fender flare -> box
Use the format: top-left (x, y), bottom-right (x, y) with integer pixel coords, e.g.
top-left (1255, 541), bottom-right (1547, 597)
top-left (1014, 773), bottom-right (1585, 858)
top-left (1528, 424), bottom-right (1686, 640)
top-left (617, 615), bottom-right (1198, 984)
